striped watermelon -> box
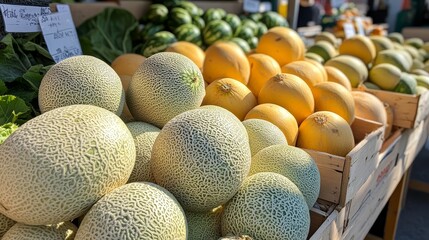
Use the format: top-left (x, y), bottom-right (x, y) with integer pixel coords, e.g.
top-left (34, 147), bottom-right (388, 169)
top-left (230, 38), bottom-right (251, 54)
top-left (223, 13), bottom-right (241, 32)
top-left (176, 1), bottom-right (200, 17)
top-left (141, 23), bottom-right (165, 41)
top-left (241, 19), bottom-right (259, 35)
top-left (203, 20), bottom-right (233, 45)
top-left (142, 31), bottom-right (177, 57)
top-left (203, 8), bottom-right (226, 22)
top-left (261, 11), bottom-right (289, 29)
top-left (175, 24), bottom-right (202, 46)
top-left (192, 16), bottom-right (205, 30)
top-left (249, 13), bottom-right (263, 22)
top-left (234, 25), bottom-right (254, 42)
top-left (248, 36), bottom-right (259, 49)
top-left (168, 7), bottom-right (192, 28)
top-left (147, 4), bottom-right (169, 23)
top-left (256, 22), bottom-right (268, 38)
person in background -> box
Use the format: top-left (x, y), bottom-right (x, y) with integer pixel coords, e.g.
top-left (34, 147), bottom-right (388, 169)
top-left (297, 0), bottom-right (322, 27)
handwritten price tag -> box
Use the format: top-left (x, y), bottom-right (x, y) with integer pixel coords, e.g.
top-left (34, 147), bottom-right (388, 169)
top-left (39, 12), bottom-right (82, 63)
top-left (354, 17), bottom-right (365, 35)
top-left (0, 4), bottom-right (51, 32)
top-left (343, 23), bottom-right (356, 39)
top-left (243, 0), bottom-right (260, 13)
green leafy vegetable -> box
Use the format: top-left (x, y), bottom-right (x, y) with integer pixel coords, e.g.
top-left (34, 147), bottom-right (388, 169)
top-left (0, 122), bottom-right (19, 144)
top-left (78, 8), bottom-right (139, 64)
top-left (0, 95), bottom-right (30, 125)
top-left (0, 81), bottom-right (6, 95)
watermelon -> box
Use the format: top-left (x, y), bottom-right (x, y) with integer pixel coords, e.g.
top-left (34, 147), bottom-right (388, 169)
top-left (249, 13), bottom-right (263, 22)
top-left (140, 23), bottom-right (165, 41)
top-left (203, 20), bottom-right (233, 46)
top-left (230, 38), bottom-right (251, 54)
top-left (176, 1), bottom-right (200, 17)
top-left (223, 13), bottom-right (241, 32)
top-left (261, 11), bottom-right (289, 29)
top-left (192, 16), bottom-right (205, 30)
top-left (256, 22), bottom-right (268, 38)
top-left (203, 8), bottom-right (226, 22)
top-left (234, 25), bottom-right (254, 42)
top-left (142, 31), bottom-right (177, 57)
top-left (241, 19), bottom-right (259, 35)
top-left (168, 7), bottom-right (192, 28)
top-left (175, 24), bottom-right (202, 46)
top-left (147, 4), bottom-right (169, 24)
top-left (152, 0), bottom-right (181, 9)
top-left (394, 73), bottom-right (417, 94)
top-left (248, 36), bottom-right (259, 49)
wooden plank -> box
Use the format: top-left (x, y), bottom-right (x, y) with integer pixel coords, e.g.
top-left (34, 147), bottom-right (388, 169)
top-left (365, 234), bottom-right (383, 240)
top-left (379, 128), bottom-right (403, 154)
top-left (315, 166), bottom-right (343, 204)
top-left (403, 119), bottom-right (429, 170)
top-left (309, 210), bottom-right (340, 240)
top-left (408, 179), bottom-right (429, 194)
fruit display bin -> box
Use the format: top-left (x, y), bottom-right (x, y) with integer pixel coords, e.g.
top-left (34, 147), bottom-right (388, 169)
top-left (359, 86), bottom-right (429, 129)
top-left (303, 117), bottom-right (384, 208)
top-left (308, 201), bottom-right (345, 240)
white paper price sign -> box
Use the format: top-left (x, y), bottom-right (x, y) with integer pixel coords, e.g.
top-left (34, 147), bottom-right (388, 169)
top-left (354, 17), bottom-right (365, 35)
top-left (39, 12), bottom-right (82, 63)
top-left (243, 0), bottom-right (260, 13)
top-left (0, 4), bottom-right (51, 32)
top-left (343, 23), bottom-right (356, 39)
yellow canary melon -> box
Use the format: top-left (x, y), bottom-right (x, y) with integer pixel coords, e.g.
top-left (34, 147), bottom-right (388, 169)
top-left (247, 53), bottom-right (282, 97)
top-left (258, 73), bottom-right (315, 124)
top-left (307, 41), bottom-right (337, 62)
top-left (297, 111), bottom-right (355, 157)
top-left (203, 78), bottom-right (257, 120)
top-left (0, 214), bottom-right (15, 238)
top-left (186, 206), bottom-right (223, 240)
top-left (242, 119), bottom-right (288, 156)
top-left (311, 82), bottom-right (355, 124)
top-left (324, 66), bottom-right (352, 91)
top-left (388, 32), bottom-right (404, 44)
top-left (369, 36), bottom-right (394, 54)
top-left (245, 103), bottom-right (298, 145)
top-left (281, 60), bottom-right (325, 87)
top-left (203, 41), bottom-right (250, 85)
top-left (2, 222), bottom-right (77, 240)
top-left (325, 55), bottom-right (369, 88)
top-left (166, 41), bottom-right (205, 70)
top-left (256, 27), bottom-right (305, 66)
top-left (305, 58), bottom-right (328, 82)
top-left (314, 31), bottom-right (338, 47)
top-left (369, 63), bottom-right (402, 90)
top-left (305, 52), bottom-right (325, 64)
top-left (339, 35), bottom-right (376, 65)
top-left (351, 91), bottom-right (388, 136)
top-left (374, 49), bottom-right (412, 72)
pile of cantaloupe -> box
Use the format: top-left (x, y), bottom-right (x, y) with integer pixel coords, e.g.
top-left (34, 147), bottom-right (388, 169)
top-left (1, 25), bottom-right (428, 240)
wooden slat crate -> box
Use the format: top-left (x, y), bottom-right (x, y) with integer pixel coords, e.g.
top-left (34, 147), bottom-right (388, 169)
top-left (308, 201), bottom-right (345, 240)
top-left (402, 117), bottom-right (429, 170)
top-left (303, 117), bottom-right (384, 207)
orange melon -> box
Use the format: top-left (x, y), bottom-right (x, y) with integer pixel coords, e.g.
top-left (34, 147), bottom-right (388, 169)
top-left (305, 59), bottom-right (328, 82)
top-left (245, 103), bottom-right (298, 145)
top-left (339, 35), bottom-right (376, 65)
top-left (258, 73), bottom-right (314, 124)
top-left (297, 111), bottom-right (355, 157)
top-left (311, 82), bottom-right (355, 124)
top-left (203, 78), bottom-right (257, 120)
top-left (203, 42), bottom-right (250, 85)
top-left (247, 54), bottom-right (282, 97)
top-left (166, 41), bottom-right (205, 70)
top-left (281, 61), bottom-right (325, 87)
top-left (324, 66), bottom-right (352, 91)
top-left (256, 27), bottom-right (305, 66)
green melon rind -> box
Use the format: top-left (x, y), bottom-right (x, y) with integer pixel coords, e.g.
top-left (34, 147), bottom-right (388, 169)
top-left (126, 121), bottom-right (160, 183)
top-left (394, 73), bottom-right (417, 94)
top-left (221, 172), bottom-right (310, 239)
top-left (242, 119), bottom-right (287, 156)
top-left (249, 145), bottom-right (321, 208)
top-left (369, 63), bottom-right (401, 91)
top-left (0, 213), bottom-right (15, 238)
top-left (186, 206), bottom-right (223, 240)
top-left (2, 222), bottom-right (77, 240)
top-left (151, 106), bottom-right (251, 212)
top-left (0, 105), bottom-right (136, 225)
top-left (75, 182), bottom-right (187, 239)
top-left (38, 55), bottom-right (125, 115)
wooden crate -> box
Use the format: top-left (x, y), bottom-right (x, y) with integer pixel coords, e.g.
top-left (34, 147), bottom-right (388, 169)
top-left (303, 117), bottom-right (384, 207)
top-left (360, 87), bottom-right (429, 129)
top-left (402, 117), bottom-right (429, 170)
top-left (308, 201), bottom-right (345, 240)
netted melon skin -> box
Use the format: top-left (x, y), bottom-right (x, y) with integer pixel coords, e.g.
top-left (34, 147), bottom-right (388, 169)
top-left (186, 206), bottom-right (223, 240)
top-left (249, 145), bottom-right (321, 208)
top-left (0, 213), bottom-right (15, 238)
top-left (151, 106), bottom-right (251, 212)
top-left (38, 55), bottom-right (125, 115)
top-left (2, 222), bottom-right (77, 240)
top-left (221, 172), bottom-right (310, 240)
top-left (126, 122), bottom-right (160, 183)
top-left (74, 182), bottom-right (187, 240)
top-left (0, 105), bottom-right (136, 225)
top-left (242, 119), bottom-right (287, 156)
top-left (127, 52), bottom-right (205, 128)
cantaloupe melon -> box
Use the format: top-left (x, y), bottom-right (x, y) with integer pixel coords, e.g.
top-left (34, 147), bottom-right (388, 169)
top-left (325, 55), bottom-right (369, 88)
top-left (126, 122), bottom-right (160, 183)
top-left (186, 206), bottom-right (223, 240)
top-left (203, 41), bottom-right (250, 85)
top-left (351, 91), bottom-right (388, 136)
top-left (305, 59), bottom-right (328, 82)
top-left (369, 36), bottom-right (394, 54)
top-left (339, 35), bottom-right (376, 65)
top-left (244, 103), bottom-right (298, 145)
top-left (249, 145), bottom-right (320, 208)
top-left (325, 66), bottom-right (352, 91)
top-left (219, 235), bottom-right (253, 240)
top-left (39, 55), bottom-right (125, 115)
top-left (281, 60), bottom-right (325, 87)
top-left (242, 119), bottom-right (288, 156)
top-left (203, 78), bottom-right (257, 120)
top-left (369, 64), bottom-right (401, 90)
top-left (256, 27), bottom-right (305, 66)
top-left (247, 53), bottom-right (281, 97)
top-left (297, 111), bottom-right (355, 157)
top-left (127, 52), bottom-right (205, 128)
top-left (166, 41), bottom-right (205, 70)
top-left (0, 214), bottom-right (15, 238)
top-left (151, 106), bottom-right (251, 212)
top-left (75, 182), bottom-right (187, 239)
top-left (311, 82), bottom-right (355, 124)
top-left (258, 73), bottom-right (314, 124)
top-left (221, 172), bottom-right (310, 239)
top-left (0, 105), bottom-right (136, 225)
top-left (2, 222), bottom-right (77, 240)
